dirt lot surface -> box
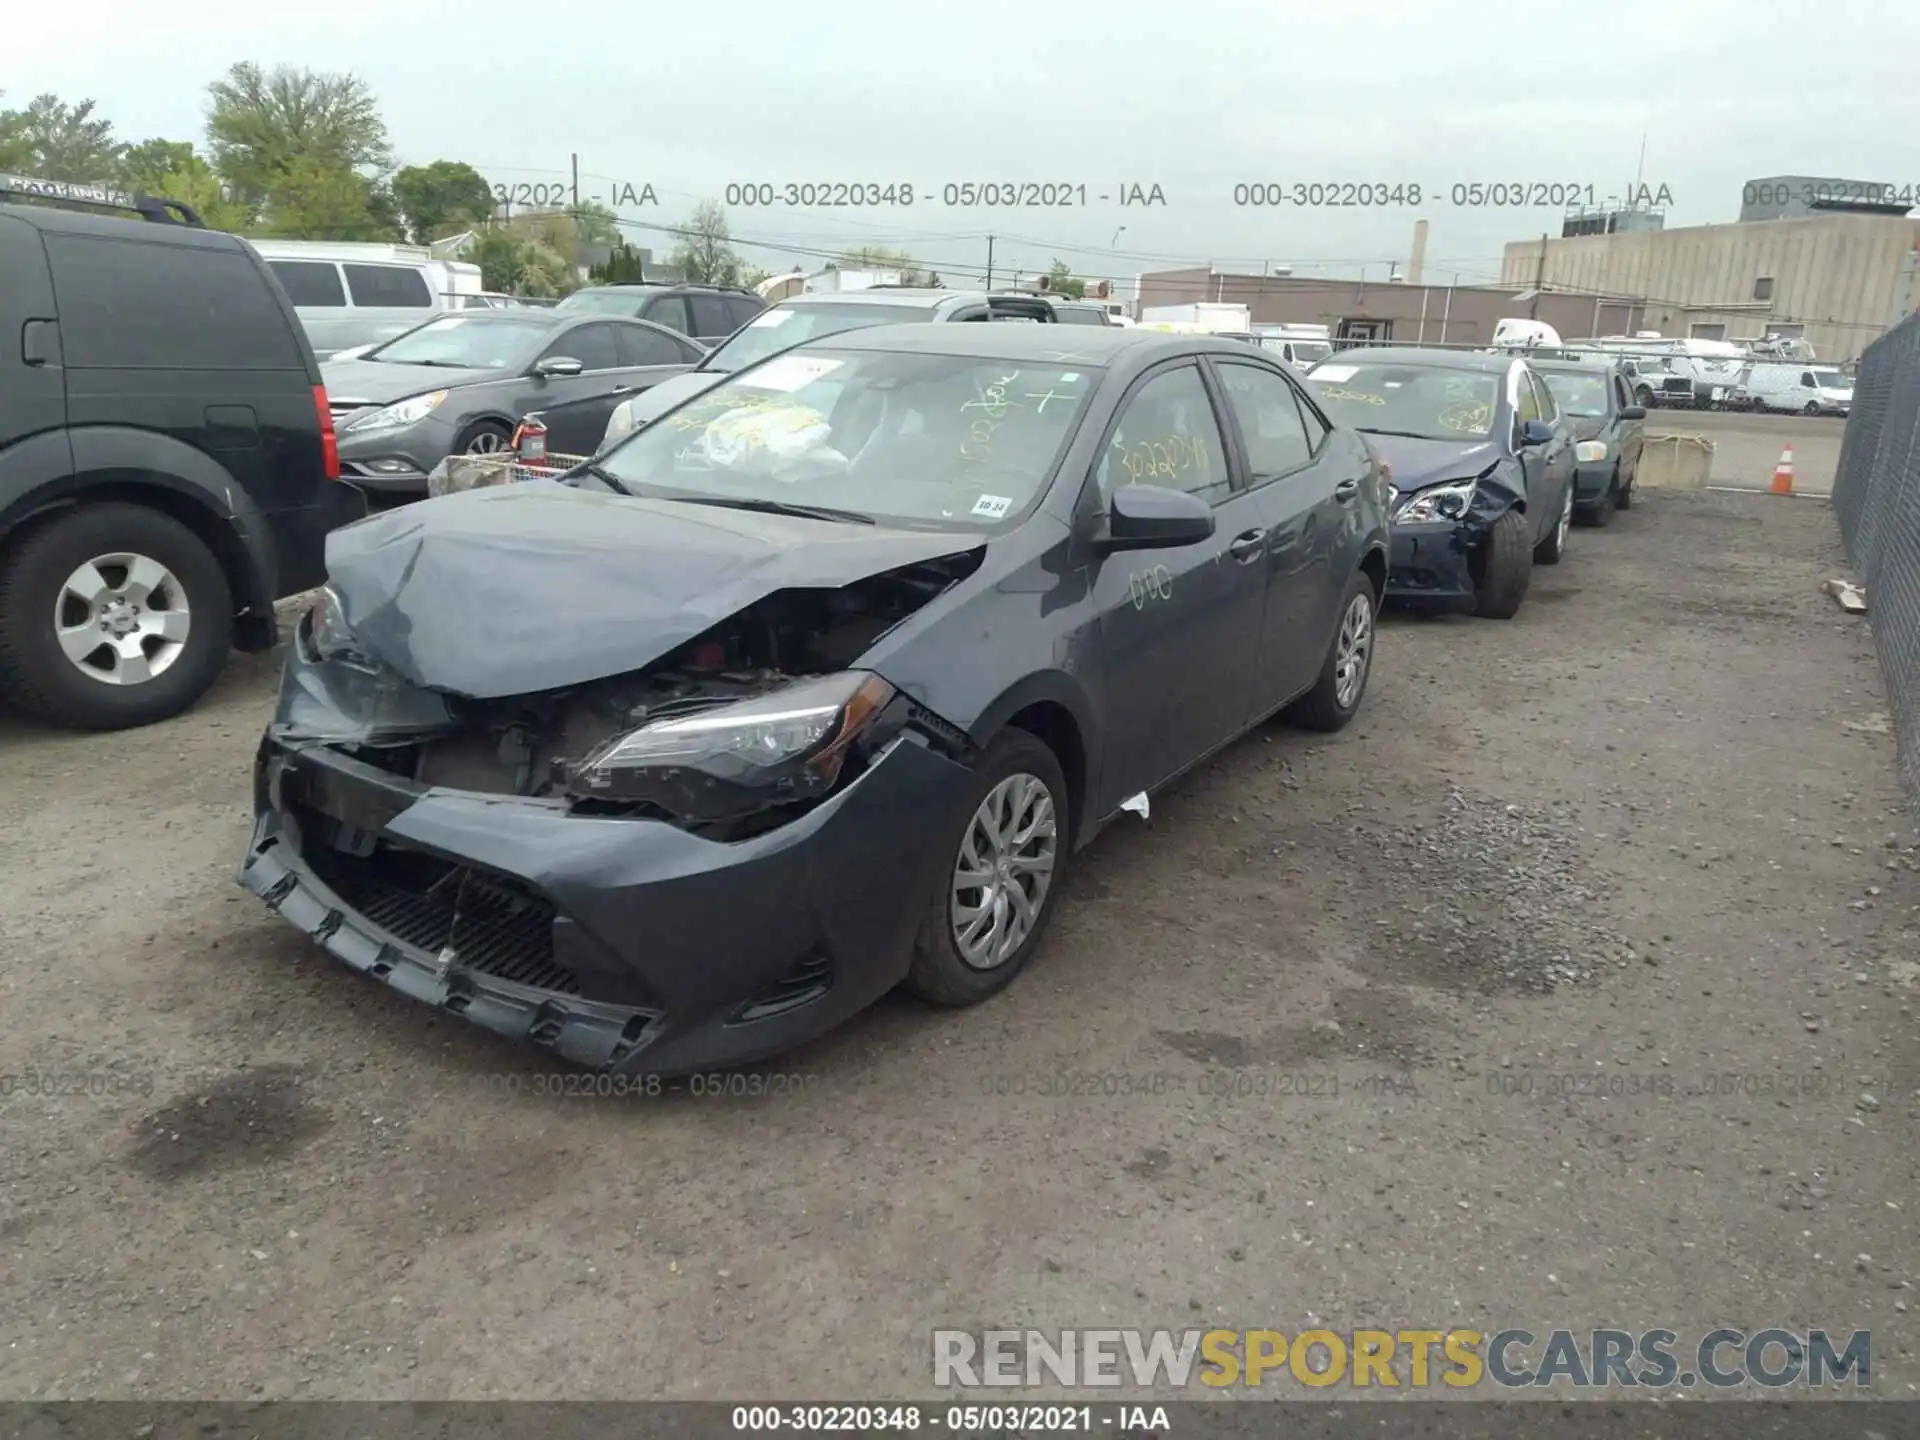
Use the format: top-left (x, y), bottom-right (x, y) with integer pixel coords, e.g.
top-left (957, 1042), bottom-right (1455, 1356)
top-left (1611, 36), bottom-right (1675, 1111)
top-left (1647, 408), bottom-right (1846, 495)
top-left (1, 489), bottom-right (1915, 1402)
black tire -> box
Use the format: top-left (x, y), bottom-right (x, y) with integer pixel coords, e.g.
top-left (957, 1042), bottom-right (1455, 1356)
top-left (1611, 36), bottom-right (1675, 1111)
top-left (904, 728), bottom-right (1070, 1008)
top-left (1616, 469), bottom-right (1634, 510)
top-left (454, 420), bottom-right (513, 455)
top-left (1578, 466), bottom-right (1619, 528)
top-left (0, 502), bottom-right (233, 730)
top-left (1285, 569), bottom-right (1377, 733)
top-left (1634, 386), bottom-right (1654, 408)
top-left (1472, 508), bottom-right (1533, 619)
top-left (1804, 401), bottom-right (1821, 416)
top-left (1533, 483), bottom-right (1573, 564)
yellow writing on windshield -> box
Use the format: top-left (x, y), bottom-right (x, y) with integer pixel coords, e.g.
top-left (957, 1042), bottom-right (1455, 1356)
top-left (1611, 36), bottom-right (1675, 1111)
top-left (960, 371), bottom-right (1025, 464)
top-left (1318, 387), bottom-right (1385, 405)
top-left (1437, 403), bottom-right (1491, 432)
top-left (668, 393), bottom-right (811, 432)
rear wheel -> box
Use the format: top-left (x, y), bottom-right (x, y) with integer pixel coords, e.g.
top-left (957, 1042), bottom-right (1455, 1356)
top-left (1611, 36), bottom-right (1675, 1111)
top-left (1472, 509), bottom-right (1533, 619)
top-left (0, 502), bottom-right (233, 730)
top-left (1284, 570), bottom-right (1376, 732)
top-left (1534, 483), bottom-right (1573, 563)
top-left (905, 729), bottom-right (1070, 1007)
top-left (1803, 400), bottom-right (1821, 416)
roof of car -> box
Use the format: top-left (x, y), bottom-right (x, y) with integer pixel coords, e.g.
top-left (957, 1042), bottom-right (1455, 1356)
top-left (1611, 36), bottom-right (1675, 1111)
top-left (808, 322), bottom-right (1263, 366)
top-left (1322, 347), bottom-right (1518, 374)
top-left (571, 282), bottom-right (758, 296)
top-left (1526, 357), bottom-right (1619, 374)
top-left (777, 289), bottom-right (1052, 310)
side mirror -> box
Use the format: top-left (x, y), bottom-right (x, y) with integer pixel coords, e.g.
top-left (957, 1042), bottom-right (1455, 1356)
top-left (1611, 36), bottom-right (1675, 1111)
top-left (1517, 419), bottom-right (1556, 447)
top-left (1097, 484), bottom-right (1215, 553)
top-left (533, 356), bottom-right (583, 378)
top-left (1619, 406), bottom-right (1647, 421)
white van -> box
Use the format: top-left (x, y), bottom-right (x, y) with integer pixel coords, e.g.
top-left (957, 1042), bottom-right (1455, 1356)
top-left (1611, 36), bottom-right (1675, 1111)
top-left (246, 239), bottom-right (484, 361)
top-left (1251, 325), bottom-right (1334, 372)
top-left (1737, 363), bottom-right (1853, 416)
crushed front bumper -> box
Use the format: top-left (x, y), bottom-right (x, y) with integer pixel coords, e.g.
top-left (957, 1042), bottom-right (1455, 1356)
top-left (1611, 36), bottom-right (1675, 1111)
top-left (239, 729), bottom-right (973, 1074)
top-left (1572, 462), bottom-right (1615, 508)
top-left (1385, 520), bottom-right (1477, 612)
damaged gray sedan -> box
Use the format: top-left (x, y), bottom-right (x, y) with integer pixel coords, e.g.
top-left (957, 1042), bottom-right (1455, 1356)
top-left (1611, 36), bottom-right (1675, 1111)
top-left (240, 324), bottom-right (1390, 1074)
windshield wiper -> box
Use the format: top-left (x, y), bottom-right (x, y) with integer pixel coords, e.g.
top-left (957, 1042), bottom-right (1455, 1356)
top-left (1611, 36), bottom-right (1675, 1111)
top-left (565, 460), bottom-right (635, 496)
top-left (1363, 428), bottom-right (1457, 440)
top-left (668, 496), bottom-right (875, 525)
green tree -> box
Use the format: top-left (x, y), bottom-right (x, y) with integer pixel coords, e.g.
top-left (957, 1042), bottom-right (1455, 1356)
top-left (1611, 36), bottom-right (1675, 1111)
top-left (118, 138), bottom-right (196, 184)
top-left (390, 159), bottom-right (492, 243)
top-left (117, 141), bottom-right (250, 231)
top-left (470, 227), bottom-right (576, 298)
top-left (568, 198), bottom-right (619, 244)
top-left (258, 155), bottom-right (400, 240)
top-left (206, 62), bottom-right (390, 212)
top-left (1046, 259), bottom-right (1087, 300)
top-left (668, 199), bottom-right (744, 286)
top-left (5, 92), bottom-right (122, 179)
top-left (589, 239), bottom-right (649, 283)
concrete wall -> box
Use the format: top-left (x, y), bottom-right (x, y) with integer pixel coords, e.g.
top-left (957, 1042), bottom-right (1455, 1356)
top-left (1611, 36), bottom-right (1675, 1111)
top-left (1501, 214), bottom-right (1920, 362)
top-left (1130, 271), bottom-right (1645, 345)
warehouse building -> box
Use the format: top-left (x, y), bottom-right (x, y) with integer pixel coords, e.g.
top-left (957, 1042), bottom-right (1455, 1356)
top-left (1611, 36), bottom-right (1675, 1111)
top-left (1501, 179), bottom-right (1920, 362)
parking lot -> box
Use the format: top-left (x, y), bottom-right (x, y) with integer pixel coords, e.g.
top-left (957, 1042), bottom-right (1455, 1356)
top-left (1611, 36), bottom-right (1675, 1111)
top-left (0, 487), bottom-right (1915, 1400)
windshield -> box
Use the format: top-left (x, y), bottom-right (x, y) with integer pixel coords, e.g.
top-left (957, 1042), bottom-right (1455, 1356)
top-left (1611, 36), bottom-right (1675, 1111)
top-left (707, 302), bottom-right (932, 373)
top-left (1539, 371), bottom-right (1609, 416)
top-left (552, 289), bottom-right (650, 314)
top-left (1308, 362), bottom-right (1502, 440)
top-left (367, 315), bottom-right (549, 368)
top-left (1811, 369), bottom-right (1849, 389)
top-left (594, 347), bottom-right (1099, 528)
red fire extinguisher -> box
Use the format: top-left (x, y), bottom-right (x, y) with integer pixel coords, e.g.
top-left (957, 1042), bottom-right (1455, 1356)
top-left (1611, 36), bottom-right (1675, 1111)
top-left (511, 413), bottom-right (548, 464)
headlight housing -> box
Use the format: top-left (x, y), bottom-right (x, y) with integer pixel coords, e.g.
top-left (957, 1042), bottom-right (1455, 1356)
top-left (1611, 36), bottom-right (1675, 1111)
top-left (305, 585), bottom-right (374, 668)
top-left (1575, 440), bottom-right (1608, 463)
top-left (1395, 478), bottom-right (1476, 523)
top-left (344, 389), bottom-right (449, 434)
top-left (567, 671), bottom-right (902, 822)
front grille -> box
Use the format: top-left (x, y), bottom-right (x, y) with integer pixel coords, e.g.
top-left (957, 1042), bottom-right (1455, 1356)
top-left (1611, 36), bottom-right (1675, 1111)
top-left (1660, 378), bottom-right (1692, 393)
top-left (299, 820), bottom-right (581, 995)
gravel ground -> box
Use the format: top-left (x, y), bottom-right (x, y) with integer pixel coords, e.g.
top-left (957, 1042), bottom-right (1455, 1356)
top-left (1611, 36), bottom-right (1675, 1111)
top-left (0, 488), bottom-right (1914, 1401)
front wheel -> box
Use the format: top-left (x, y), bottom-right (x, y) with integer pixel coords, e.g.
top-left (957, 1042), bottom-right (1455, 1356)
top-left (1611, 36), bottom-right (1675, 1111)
top-left (1634, 387), bottom-right (1655, 408)
top-left (905, 729), bottom-right (1070, 1007)
top-left (1285, 570), bottom-right (1377, 733)
top-left (0, 502), bottom-right (233, 730)
top-left (1804, 401), bottom-right (1821, 416)
top-left (1472, 508), bottom-right (1533, 619)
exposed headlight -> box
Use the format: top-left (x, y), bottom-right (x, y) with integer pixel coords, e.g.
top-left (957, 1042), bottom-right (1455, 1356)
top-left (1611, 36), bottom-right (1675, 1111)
top-left (344, 389), bottom-right (449, 434)
top-left (305, 585), bottom-right (373, 667)
top-left (1575, 440), bottom-right (1608, 463)
top-left (568, 671), bottom-right (901, 822)
top-left (1395, 479), bottom-right (1476, 523)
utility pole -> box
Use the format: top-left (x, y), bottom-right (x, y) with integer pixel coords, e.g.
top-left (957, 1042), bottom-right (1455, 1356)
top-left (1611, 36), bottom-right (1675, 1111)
top-left (1529, 233), bottom-right (1547, 318)
top-left (570, 153), bottom-right (580, 212)
top-left (985, 235), bottom-right (994, 291)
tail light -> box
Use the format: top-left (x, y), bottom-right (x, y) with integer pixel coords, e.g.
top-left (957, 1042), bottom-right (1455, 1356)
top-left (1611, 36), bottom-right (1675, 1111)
top-left (313, 384), bottom-right (339, 480)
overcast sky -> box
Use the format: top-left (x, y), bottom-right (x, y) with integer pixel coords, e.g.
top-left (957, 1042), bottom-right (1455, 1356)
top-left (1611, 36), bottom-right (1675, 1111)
top-left (13, 0), bottom-right (1917, 289)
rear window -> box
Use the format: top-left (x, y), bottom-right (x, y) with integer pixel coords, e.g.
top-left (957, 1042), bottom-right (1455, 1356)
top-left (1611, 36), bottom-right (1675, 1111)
top-left (1054, 307), bottom-right (1104, 325)
top-left (46, 234), bottom-right (303, 370)
top-left (688, 294), bottom-right (736, 336)
top-left (726, 296), bottom-right (766, 328)
top-left (343, 264), bottom-right (432, 307)
top-left (268, 260), bottom-right (346, 307)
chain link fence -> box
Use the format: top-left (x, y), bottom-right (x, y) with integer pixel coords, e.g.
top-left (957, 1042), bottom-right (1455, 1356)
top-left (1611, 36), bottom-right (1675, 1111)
top-left (1832, 309), bottom-right (1920, 801)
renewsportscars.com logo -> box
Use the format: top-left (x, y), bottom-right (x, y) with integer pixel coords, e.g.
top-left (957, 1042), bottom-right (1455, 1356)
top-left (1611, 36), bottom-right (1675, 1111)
top-left (932, 1328), bottom-right (1870, 1390)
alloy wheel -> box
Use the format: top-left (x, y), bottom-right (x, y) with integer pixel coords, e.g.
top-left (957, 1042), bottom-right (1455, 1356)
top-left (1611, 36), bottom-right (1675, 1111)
top-left (53, 552), bottom-right (191, 686)
top-left (1334, 591), bottom-right (1373, 709)
top-left (951, 772), bottom-right (1059, 969)
top-left (466, 430), bottom-right (509, 454)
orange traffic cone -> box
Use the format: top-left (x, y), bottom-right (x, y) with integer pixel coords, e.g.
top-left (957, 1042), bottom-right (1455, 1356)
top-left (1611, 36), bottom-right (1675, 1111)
top-left (1770, 443), bottom-right (1795, 495)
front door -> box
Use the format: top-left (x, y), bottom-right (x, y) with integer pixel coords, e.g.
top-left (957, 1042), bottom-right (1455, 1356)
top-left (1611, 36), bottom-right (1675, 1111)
top-left (527, 323), bottom-right (628, 455)
top-left (1086, 362), bottom-right (1267, 813)
top-left (1210, 357), bottom-right (1346, 716)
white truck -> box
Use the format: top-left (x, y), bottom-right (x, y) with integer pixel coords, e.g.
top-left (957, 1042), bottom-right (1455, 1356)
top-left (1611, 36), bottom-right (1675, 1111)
top-left (1250, 323), bottom-right (1333, 372)
top-left (1732, 363), bottom-right (1854, 416)
top-left (1139, 301), bottom-right (1252, 334)
top-left (1568, 333), bottom-right (1748, 409)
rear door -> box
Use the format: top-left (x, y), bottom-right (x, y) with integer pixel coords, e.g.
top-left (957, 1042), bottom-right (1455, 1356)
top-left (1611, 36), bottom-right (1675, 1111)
top-left (644, 295), bottom-right (695, 339)
top-left (1086, 361), bottom-right (1268, 810)
top-left (686, 295), bottom-right (738, 346)
top-left (264, 259), bottom-right (351, 359)
top-left (0, 214), bottom-right (72, 491)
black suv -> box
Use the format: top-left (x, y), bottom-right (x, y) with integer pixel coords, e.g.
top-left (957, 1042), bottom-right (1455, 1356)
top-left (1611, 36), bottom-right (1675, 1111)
top-left (0, 173), bottom-right (364, 730)
top-left (552, 283), bottom-right (766, 346)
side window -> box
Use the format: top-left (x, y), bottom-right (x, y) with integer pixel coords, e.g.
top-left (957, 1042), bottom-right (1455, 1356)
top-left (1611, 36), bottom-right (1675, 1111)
top-left (46, 234), bottom-right (303, 370)
top-left (646, 296), bottom-right (693, 334)
top-left (1800, 371), bottom-right (1816, 387)
top-left (1514, 370), bottom-right (1542, 425)
top-left (342, 264), bottom-right (432, 308)
top-left (1294, 388), bottom-right (1332, 452)
top-left (545, 323), bottom-right (619, 371)
top-left (267, 260), bottom-right (345, 307)
top-left (687, 295), bottom-right (735, 336)
top-left (726, 297), bottom-right (765, 329)
top-left (1215, 362), bottom-right (1314, 484)
top-left (1095, 365), bottom-right (1233, 506)
top-left (613, 323), bottom-right (690, 367)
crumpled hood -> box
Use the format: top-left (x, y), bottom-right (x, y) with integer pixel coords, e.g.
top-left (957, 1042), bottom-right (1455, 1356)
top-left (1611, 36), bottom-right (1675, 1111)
top-left (321, 357), bottom-right (504, 408)
top-left (1363, 433), bottom-right (1501, 492)
top-left (322, 480), bottom-right (984, 698)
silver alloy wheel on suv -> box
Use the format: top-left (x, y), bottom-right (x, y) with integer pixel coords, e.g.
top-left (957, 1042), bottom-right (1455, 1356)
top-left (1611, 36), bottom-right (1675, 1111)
top-left (55, 551), bottom-right (191, 686)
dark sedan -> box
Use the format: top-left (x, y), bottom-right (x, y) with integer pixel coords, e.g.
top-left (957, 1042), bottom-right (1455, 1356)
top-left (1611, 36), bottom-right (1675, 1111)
top-left (240, 326), bottom-right (1390, 1075)
top-left (1529, 359), bottom-right (1646, 525)
top-left (321, 311), bottom-right (705, 492)
top-left (1306, 348), bottom-right (1576, 618)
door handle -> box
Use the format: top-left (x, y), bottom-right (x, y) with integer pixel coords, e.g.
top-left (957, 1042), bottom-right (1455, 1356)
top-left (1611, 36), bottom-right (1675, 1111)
top-left (1334, 479), bottom-right (1359, 503)
top-left (21, 318), bottom-right (59, 367)
top-left (1228, 528), bottom-right (1268, 562)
